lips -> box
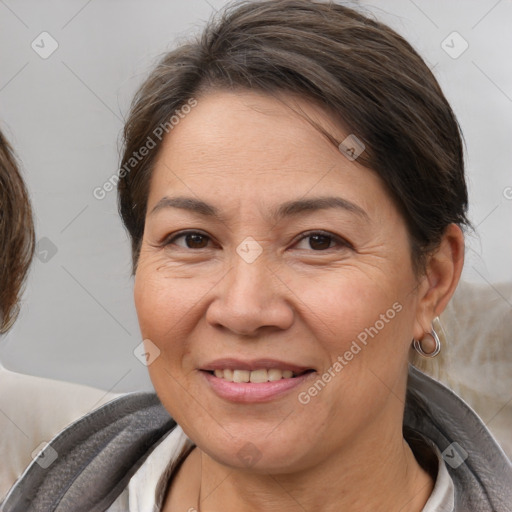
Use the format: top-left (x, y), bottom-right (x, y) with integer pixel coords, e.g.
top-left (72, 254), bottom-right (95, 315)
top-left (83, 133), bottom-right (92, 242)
top-left (199, 359), bottom-right (316, 402)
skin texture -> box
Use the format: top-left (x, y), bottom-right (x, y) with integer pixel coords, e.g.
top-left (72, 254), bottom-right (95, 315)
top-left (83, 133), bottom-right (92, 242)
top-left (134, 90), bottom-right (464, 511)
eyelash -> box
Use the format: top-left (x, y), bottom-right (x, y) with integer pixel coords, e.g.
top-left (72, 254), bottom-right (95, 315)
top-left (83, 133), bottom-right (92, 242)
top-left (161, 230), bottom-right (353, 252)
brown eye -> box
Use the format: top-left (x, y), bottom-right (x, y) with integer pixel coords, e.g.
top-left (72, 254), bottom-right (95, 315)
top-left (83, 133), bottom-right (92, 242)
top-left (184, 233), bottom-right (209, 248)
top-left (294, 231), bottom-right (352, 252)
top-left (308, 234), bottom-right (333, 250)
top-left (165, 231), bottom-right (211, 249)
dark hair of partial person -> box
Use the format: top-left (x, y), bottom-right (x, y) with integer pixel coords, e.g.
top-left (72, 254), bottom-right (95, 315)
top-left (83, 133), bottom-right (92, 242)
top-left (117, 0), bottom-right (470, 275)
top-left (0, 129), bottom-right (35, 333)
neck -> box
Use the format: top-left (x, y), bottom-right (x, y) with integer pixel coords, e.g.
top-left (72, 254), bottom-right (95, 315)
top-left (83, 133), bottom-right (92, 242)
top-left (166, 425), bottom-right (434, 512)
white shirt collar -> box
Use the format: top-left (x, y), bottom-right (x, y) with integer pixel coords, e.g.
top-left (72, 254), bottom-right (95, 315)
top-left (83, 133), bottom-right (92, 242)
top-left (422, 443), bottom-right (455, 512)
top-left (106, 425), bottom-right (192, 512)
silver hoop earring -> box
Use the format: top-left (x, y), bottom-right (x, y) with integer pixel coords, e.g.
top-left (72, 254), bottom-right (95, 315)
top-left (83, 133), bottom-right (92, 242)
top-left (413, 328), bottom-right (441, 358)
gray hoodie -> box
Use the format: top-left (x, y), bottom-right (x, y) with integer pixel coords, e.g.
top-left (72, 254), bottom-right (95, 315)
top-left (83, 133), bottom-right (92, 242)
top-left (2, 365), bottom-right (511, 511)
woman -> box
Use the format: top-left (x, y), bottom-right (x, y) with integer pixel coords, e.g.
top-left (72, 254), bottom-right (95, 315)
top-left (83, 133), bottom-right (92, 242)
top-left (3, 1), bottom-right (511, 511)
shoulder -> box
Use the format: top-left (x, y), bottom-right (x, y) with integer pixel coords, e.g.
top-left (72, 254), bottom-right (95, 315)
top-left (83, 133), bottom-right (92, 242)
top-left (438, 280), bottom-right (512, 457)
top-left (1, 389), bottom-right (174, 512)
top-left (405, 365), bottom-right (512, 512)
top-left (0, 364), bottom-right (120, 500)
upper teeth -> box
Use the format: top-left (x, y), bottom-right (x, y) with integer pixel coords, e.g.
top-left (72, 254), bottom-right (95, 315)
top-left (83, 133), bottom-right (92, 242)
top-left (214, 369), bottom-right (294, 382)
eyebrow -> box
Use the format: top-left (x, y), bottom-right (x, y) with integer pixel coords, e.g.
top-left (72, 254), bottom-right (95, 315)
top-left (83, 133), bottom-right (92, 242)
top-left (149, 195), bottom-right (369, 222)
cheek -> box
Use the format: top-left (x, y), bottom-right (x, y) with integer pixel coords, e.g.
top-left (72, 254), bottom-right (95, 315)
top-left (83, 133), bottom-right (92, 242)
top-left (133, 265), bottom-right (201, 425)
top-left (134, 262), bottom-right (204, 340)
top-left (293, 265), bottom-right (405, 342)
top-left (133, 260), bottom-right (222, 395)
top-left (293, 266), bottom-right (415, 396)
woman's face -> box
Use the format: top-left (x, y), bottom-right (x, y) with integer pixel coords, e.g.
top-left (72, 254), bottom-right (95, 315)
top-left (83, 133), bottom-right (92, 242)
top-left (134, 90), bottom-right (429, 472)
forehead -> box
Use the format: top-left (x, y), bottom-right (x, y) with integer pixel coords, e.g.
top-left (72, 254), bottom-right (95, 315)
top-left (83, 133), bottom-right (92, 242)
top-left (147, 89), bottom-right (393, 221)
top-left (154, 89), bottom-right (350, 173)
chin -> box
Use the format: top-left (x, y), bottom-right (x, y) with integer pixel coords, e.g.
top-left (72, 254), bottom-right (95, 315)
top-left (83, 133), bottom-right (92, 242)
top-left (185, 421), bottom-right (312, 474)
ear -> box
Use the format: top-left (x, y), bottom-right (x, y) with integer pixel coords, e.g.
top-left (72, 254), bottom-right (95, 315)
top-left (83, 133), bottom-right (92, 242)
top-left (413, 223), bottom-right (465, 340)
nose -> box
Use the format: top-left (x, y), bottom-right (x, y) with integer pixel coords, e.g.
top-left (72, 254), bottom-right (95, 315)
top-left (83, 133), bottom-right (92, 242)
top-left (205, 255), bottom-right (294, 337)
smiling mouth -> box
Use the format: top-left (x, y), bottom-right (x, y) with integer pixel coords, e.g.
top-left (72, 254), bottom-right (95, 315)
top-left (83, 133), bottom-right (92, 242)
top-left (204, 368), bottom-right (315, 383)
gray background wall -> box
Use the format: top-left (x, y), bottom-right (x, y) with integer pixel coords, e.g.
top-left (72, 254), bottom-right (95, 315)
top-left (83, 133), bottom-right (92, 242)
top-left (0, 0), bottom-right (510, 392)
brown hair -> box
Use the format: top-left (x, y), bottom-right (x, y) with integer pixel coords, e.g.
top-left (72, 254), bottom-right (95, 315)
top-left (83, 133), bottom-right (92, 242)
top-left (0, 129), bottom-right (35, 333)
top-left (118, 0), bottom-right (469, 273)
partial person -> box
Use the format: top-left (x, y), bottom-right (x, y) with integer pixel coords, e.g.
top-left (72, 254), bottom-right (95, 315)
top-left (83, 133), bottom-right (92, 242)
top-left (0, 129), bottom-right (118, 500)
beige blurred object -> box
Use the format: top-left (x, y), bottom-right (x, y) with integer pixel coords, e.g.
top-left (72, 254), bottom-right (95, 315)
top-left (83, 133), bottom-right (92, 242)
top-left (0, 364), bottom-right (122, 501)
top-left (416, 280), bottom-right (512, 460)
